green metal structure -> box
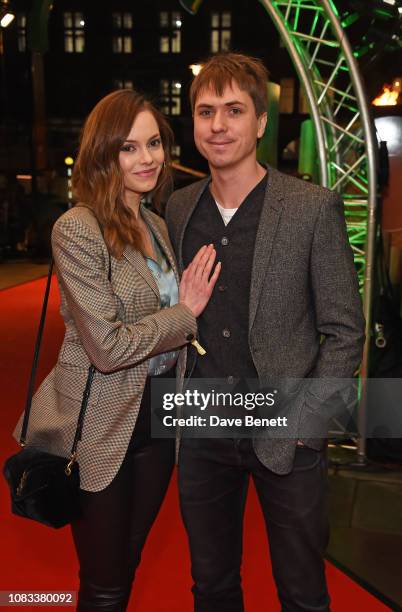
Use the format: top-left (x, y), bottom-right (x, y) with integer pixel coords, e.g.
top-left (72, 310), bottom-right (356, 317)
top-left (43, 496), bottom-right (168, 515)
top-left (259, 0), bottom-right (377, 285)
top-left (258, 0), bottom-right (378, 461)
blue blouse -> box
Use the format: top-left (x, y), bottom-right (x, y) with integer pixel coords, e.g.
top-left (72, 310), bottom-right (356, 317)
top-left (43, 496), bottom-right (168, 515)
top-left (145, 228), bottom-right (180, 376)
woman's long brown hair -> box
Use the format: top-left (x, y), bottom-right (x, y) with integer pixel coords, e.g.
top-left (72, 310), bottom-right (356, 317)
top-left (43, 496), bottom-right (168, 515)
top-left (72, 89), bottom-right (173, 258)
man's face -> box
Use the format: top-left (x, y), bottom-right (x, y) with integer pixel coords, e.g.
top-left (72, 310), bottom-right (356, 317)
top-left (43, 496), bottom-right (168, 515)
top-left (193, 81), bottom-right (267, 171)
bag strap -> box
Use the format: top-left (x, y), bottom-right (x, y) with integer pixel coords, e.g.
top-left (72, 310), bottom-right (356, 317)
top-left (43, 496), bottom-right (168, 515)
top-left (20, 209), bottom-right (112, 471)
top-left (20, 260), bottom-right (55, 446)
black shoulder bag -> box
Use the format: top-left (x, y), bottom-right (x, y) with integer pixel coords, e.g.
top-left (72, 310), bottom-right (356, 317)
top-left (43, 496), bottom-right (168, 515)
top-left (3, 240), bottom-right (111, 528)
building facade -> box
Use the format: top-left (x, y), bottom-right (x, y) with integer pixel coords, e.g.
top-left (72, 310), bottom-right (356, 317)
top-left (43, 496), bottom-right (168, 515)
top-left (1, 0), bottom-right (312, 178)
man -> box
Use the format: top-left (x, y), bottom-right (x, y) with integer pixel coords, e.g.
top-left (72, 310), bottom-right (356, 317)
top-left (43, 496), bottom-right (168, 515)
top-left (165, 53), bottom-right (365, 612)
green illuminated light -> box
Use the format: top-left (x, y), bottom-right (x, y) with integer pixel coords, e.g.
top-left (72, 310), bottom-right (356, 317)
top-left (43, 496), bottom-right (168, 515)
top-left (341, 13), bottom-right (359, 28)
top-left (261, 0), bottom-right (370, 292)
top-left (327, 0), bottom-right (339, 18)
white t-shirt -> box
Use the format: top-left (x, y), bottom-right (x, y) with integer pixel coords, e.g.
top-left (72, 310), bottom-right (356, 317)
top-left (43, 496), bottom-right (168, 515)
top-left (214, 200), bottom-right (239, 226)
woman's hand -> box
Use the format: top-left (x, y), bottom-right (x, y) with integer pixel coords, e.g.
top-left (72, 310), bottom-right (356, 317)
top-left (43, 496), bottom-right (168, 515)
top-left (179, 244), bottom-right (221, 318)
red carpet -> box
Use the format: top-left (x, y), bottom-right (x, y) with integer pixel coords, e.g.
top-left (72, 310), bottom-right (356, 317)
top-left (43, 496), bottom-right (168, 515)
top-left (0, 277), bottom-right (390, 611)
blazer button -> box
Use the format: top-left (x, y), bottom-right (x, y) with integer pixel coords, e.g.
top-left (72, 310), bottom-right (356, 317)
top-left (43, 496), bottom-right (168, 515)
top-left (221, 236), bottom-right (229, 246)
top-left (222, 329), bottom-right (231, 338)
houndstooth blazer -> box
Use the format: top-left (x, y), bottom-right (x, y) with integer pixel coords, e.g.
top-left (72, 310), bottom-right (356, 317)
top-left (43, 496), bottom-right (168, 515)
top-left (13, 204), bottom-right (197, 492)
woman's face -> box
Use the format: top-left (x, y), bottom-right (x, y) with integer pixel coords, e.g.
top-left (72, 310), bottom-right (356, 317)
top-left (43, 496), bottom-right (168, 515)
top-left (119, 110), bottom-right (165, 202)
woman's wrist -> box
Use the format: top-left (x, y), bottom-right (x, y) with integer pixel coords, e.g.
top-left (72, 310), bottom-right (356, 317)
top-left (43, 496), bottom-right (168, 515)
top-left (179, 300), bottom-right (197, 319)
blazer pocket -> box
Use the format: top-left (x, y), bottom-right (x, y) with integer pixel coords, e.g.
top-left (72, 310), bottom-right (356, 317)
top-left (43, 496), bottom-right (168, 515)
top-left (54, 364), bottom-right (103, 406)
top-left (59, 341), bottom-right (91, 368)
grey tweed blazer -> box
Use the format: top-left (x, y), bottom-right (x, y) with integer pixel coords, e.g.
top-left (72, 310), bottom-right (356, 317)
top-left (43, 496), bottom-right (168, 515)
top-left (14, 205), bottom-right (197, 492)
top-left (166, 166), bottom-right (365, 475)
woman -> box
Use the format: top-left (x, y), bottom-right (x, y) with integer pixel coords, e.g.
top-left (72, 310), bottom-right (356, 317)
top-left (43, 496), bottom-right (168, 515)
top-left (14, 90), bottom-right (220, 610)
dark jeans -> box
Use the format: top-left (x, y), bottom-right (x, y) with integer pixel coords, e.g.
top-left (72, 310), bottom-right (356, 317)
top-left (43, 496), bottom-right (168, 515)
top-left (71, 375), bottom-right (175, 611)
top-left (179, 438), bottom-right (330, 612)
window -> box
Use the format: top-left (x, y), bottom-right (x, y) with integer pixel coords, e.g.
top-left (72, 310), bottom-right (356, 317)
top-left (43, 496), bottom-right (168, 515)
top-left (113, 13), bottom-right (133, 29)
top-left (64, 12), bottom-right (85, 53)
top-left (211, 12), bottom-right (231, 52)
top-left (159, 11), bottom-right (182, 54)
top-left (112, 12), bottom-right (133, 54)
top-left (159, 80), bottom-right (181, 116)
top-left (279, 78), bottom-right (294, 114)
top-left (17, 14), bottom-right (27, 52)
top-left (114, 79), bottom-right (134, 90)
top-left (112, 36), bottom-right (132, 53)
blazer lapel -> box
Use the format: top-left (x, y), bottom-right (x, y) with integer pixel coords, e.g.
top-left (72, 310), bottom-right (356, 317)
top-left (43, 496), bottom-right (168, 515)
top-left (141, 205), bottom-right (180, 285)
top-left (249, 167), bottom-right (284, 330)
top-left (122, 243), bottom-right (160, 299)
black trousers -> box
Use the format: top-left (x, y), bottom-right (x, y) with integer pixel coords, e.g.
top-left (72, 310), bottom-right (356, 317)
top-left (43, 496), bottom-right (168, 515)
top-left (179, 438), bottom-right (330, 612)
top-left (71, 375), bottom-right (175, 611)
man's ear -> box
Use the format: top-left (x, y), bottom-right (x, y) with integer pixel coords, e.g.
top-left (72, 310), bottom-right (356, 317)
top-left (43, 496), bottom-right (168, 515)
top-left (257, 112), bottom-right (268, 138)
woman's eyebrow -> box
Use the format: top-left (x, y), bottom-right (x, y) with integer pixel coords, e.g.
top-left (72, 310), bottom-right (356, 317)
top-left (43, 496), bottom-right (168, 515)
top-left (123, 133), bottom-right (160, 143)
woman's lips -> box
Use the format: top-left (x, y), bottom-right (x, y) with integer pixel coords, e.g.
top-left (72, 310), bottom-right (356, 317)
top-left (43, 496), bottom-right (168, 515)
top-left (134, 168), bottom-right (157, 177)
